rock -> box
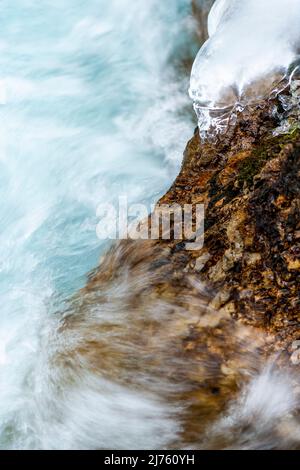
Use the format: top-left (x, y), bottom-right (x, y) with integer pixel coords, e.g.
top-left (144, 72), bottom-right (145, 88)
top-left (159, 95), bottom-right (300, 354)
top-left (291, 351), bottom-right (300, 366)
top-left (291, 341), bottom-right (300, 365)
top-left (209, 290), bottom-right (231, 310)
top-left (62, 81), bottom-right (299, 449)
top-left (284, 254), bottom-right (300, 271)
top-left (195, 251), bottom-right (211, 272)
top-left (292, 341), bottom-right (300, 350)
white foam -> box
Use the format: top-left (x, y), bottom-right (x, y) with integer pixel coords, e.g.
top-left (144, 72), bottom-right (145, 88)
top-left (33, 368), bottom-right (178, 450)
top-left (206, 365), bottom-right (300, 449)
top-left (0, 336), bottom-right (9, 366)
top-left (0, 80), bottom-right (7, 105)
top-left (0, 0), bottom-right (194, 450)
top-left (190, 0), bottom-right (300, 137)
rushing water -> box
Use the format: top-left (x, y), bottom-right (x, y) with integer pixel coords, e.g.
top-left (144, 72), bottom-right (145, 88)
top-left (0, 0), bottom-right (198, 449)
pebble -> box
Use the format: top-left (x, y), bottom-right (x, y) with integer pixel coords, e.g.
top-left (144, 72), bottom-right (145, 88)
top-left (291, 341), bottom-right (300, 365)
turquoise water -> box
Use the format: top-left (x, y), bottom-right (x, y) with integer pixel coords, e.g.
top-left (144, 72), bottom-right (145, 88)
top-left (0, 0), bottom-right (197, 449)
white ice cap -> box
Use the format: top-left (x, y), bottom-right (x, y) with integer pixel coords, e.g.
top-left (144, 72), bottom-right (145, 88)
top-left (190, 0), bottom-right (300, 137)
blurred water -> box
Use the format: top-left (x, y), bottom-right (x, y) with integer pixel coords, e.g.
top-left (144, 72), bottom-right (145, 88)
top-left (0, 0), bottom-right (197, 448)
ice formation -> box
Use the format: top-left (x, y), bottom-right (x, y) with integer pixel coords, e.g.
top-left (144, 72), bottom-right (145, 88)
top-left (190, 0), bottom-right (300, 138)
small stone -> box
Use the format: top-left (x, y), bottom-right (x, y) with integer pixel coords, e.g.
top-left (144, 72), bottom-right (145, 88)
top-left (219, 301), bottom-right (236, 316)
top-left (291, 350), bottom-right (300, 365)
top-left (195, 252), bottom-right (211, 271)
top-left (292, 340), bottom-right (300, 351)
top-left (221, 364), bottom-right (235, 376)
top-left (275, 195), bottom-right (287, 207)
top-left (245, 253), bottom-right (261, 266)
top-left (285, 255), bottom-right (300, 271)
top-left (239, 289), bottom-right (253, 299)
top-left (291, 341), bottom-right (300, 365)
top-left (209, 290), bottom-right (231, 310)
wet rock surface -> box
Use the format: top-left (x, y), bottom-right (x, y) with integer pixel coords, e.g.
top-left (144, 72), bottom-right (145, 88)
top-left (159, 97), bottom-right (300, 358)
top-left (58, 81), bottom-right (300, 448)
top-left (59, 3), bottom-right (300, 447)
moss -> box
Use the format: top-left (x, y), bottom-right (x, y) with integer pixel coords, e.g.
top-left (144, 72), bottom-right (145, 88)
top-left (238, 127), bottom-right (300, 186)
top-left (237, 151), bottom-right (269, 186)
top-left (277, 124), bottom-right (300, 146)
